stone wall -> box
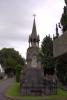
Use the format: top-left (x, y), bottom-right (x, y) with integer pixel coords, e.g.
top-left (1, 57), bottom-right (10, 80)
top-left (53, 31), bottom-right (67, 57)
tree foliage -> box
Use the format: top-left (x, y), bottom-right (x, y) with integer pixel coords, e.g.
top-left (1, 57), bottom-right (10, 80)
top-left (56, 0), bottom-right (67, 84)
top-left (0, 48), bottom-right (25, 76)
top-left (15, 64), bottom-right (22, 82)
top-left (60, 0), bottom-right (67, 32)
top-left (41, 35), bottom-right (54, 75)
top-left (56, 59), bottom-right (67, 85)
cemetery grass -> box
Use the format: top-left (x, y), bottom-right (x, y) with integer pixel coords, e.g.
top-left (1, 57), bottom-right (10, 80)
top-left (5, 82), bottom-right (67, 100)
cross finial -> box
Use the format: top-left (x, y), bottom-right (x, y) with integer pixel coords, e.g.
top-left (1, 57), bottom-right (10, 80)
top-left (33, 14), bottom-right (36, 19)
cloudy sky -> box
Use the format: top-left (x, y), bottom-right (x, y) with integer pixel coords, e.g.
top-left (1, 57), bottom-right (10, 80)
top-left (0, 0), bottom-right (65, 58)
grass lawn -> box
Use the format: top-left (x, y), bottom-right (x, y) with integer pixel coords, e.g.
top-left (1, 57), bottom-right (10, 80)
top-left (5, 82), bottom-right (67, 100)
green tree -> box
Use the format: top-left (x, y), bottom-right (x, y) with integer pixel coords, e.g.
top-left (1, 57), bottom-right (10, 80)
top-left (56, 59), bottom-right (67, 85)
top-left (60, 0), bottom-right (67, 32)
top-left (15, 64), bottom-right (22, 82)
top-left (41, 35), bottom-right (54, 75)
top-left (56, 0), bottom-right (67, 84)
top-left (0, 48), bottom-right (25, 76)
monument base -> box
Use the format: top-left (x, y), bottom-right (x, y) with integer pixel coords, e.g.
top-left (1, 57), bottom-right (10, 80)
top-left (20, 68), bottom-right (57, 96)
top-left (20, 68), bottom-right (44, 96)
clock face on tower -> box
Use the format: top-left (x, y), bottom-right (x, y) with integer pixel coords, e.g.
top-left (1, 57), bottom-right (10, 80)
top-left (31, 56), bottom-right (37, 68)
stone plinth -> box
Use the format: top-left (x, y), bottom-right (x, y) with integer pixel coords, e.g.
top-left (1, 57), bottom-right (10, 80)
top-left (20, 68), bottom-right (44, 96)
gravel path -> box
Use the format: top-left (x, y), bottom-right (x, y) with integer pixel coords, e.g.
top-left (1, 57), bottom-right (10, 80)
top-left (0, 78), bottom-right (14, 100)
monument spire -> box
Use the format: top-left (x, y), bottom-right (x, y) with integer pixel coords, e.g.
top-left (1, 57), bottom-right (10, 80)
top-left (29, 15), bottom-right (40, 47)
top-left (32, 14), bottom-right (37, 37)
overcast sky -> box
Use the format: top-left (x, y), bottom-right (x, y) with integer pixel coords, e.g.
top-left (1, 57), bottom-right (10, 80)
top-left (0, 0), bottom-right (65, 58)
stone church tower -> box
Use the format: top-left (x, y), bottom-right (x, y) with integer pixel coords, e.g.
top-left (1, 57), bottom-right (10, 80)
top-left (20, 16), bottom-right (44, 96)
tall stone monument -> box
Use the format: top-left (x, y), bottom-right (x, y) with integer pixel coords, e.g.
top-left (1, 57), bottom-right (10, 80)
top-left (20, 16), bottom-right (44, 96)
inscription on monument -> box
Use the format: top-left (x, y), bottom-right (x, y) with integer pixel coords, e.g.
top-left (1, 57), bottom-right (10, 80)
top-left (31, 56), bottom-right (37, 68)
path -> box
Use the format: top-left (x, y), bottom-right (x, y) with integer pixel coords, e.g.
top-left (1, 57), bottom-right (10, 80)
top-left (0, 78), bottom-right (14, 100)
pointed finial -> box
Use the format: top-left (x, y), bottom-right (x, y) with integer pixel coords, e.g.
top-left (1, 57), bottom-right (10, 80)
top-left (56, 24), bottom-right (59, 38)
top-left (56, 24), bottom-right (58, 30)
top-left (53, 34), bottom-right (54, 38)
top-left (33, 14), bottom-right (36, 19)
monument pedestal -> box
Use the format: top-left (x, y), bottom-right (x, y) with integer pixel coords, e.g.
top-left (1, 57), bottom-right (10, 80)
top-left (20, 68), bottom-right (44, 96)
